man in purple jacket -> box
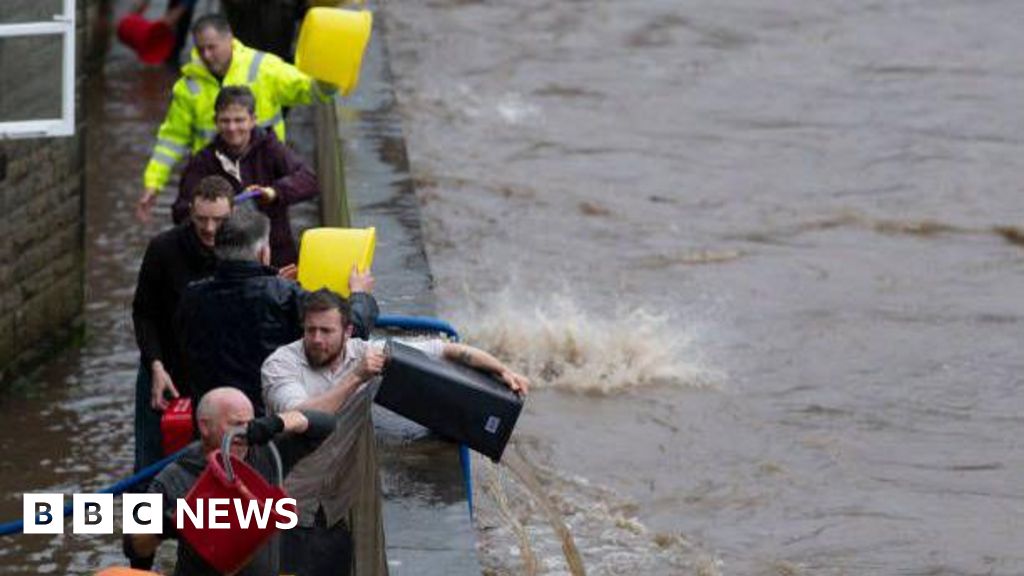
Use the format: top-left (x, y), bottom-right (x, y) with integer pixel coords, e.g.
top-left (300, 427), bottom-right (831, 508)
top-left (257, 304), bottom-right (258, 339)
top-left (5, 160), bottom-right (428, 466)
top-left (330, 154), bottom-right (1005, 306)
top-left (174, 85), bottom-right (318, 268)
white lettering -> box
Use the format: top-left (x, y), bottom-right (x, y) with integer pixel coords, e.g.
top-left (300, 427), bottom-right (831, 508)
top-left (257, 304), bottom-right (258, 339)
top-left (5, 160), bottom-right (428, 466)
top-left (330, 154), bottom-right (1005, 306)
top-left (233, 498), bottom-right (273, 529)
top-left (24, 494), bottom-right (301, 534)
top-left (207, 498), bottom-right (231, 529)
top-left (274, 498), bottom-right (298, 530)
top-left (176, 498), bottom-right (203, 530)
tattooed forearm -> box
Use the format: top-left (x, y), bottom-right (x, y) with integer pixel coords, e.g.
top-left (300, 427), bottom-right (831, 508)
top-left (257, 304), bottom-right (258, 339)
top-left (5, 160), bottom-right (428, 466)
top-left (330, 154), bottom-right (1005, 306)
top-left (458, 349), bottom-right (474, 365)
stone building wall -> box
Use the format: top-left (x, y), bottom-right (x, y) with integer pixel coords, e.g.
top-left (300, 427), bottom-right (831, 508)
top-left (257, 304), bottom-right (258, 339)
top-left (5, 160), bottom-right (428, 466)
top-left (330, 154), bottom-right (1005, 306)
top-left (0, 0), bottom-right (98, 382)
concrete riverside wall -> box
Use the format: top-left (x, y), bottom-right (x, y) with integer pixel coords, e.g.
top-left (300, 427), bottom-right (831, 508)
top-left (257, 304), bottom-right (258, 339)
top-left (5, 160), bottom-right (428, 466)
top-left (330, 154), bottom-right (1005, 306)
top-left (0, 0), bottom-right (99, 383)
top-left (316, 6), bottom-right (484, 574)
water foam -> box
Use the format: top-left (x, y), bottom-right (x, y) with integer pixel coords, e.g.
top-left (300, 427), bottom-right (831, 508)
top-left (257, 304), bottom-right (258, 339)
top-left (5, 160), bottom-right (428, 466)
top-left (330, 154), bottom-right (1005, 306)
top-left (444, 289), bottom-right (720, 394)
top-left (473, 444), bottom-right (722, 575)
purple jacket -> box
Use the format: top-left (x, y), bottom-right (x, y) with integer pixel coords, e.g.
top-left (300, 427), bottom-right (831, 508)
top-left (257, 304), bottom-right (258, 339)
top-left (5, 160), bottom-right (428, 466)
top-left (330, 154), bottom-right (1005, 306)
top-left (174, 128), bottom-right (318, 267)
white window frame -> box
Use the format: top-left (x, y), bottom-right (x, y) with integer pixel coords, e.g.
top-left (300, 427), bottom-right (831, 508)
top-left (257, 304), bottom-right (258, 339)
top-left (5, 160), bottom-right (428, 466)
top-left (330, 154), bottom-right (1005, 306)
top-left (0, 0), bottom-right (76, 139)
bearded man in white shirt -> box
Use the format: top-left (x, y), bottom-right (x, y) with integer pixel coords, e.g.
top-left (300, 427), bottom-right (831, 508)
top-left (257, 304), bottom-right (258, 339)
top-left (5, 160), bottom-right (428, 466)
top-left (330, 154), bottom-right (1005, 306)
top-left (261, 288), bottom-right (529, 576)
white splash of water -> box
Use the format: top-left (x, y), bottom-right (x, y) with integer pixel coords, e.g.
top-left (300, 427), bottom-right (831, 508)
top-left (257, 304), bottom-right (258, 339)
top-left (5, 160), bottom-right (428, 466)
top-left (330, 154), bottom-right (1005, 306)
top-left (496, 92), bottom-right (541, 125)
top-left (446, 289), bottom-right (721, 394)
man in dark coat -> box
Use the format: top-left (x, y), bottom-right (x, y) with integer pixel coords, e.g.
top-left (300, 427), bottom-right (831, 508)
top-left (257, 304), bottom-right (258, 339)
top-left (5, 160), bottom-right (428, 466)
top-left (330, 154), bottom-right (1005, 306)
top-left (131, 175), bottom-right (234, 471)
top-left (174, 85), bottom-right (318, 268)
top-left (176, 208), bottom-right (378, 416)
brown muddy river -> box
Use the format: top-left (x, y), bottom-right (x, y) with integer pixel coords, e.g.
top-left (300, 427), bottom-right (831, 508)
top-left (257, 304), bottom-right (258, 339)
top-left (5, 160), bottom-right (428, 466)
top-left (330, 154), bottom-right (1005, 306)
top-left (384, 0), bottom-right (1024, 574)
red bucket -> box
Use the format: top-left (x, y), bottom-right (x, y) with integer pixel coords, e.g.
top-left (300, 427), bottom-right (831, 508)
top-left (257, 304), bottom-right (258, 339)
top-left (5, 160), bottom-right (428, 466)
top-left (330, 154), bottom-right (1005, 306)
top-left (116, 13), bottom-right (174, 65)
top-left (178, 449), bottom-right (292, 574)
top-left (160, 397), bottom-right (194, 456)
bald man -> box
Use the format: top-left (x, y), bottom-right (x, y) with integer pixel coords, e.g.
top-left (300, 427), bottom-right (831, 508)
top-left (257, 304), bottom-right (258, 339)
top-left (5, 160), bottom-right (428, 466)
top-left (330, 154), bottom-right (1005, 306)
top-left (126, 387), bottom-right (336, 576)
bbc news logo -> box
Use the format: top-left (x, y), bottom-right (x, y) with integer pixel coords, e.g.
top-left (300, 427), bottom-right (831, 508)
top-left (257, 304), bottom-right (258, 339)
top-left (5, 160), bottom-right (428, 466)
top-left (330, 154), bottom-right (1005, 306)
top-left (23, 494), bottom-right (298, 534)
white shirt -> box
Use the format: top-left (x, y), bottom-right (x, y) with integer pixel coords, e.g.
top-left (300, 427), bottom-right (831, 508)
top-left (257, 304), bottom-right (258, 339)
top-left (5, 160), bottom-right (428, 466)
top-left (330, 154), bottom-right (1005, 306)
top-left (260, 337), bottom-right (445, 526)
top-left (262, 338), bottom-right (445, 414)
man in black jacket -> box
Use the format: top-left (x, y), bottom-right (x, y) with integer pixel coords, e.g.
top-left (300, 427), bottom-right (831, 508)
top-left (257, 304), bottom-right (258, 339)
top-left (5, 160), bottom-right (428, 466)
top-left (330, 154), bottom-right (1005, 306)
top-left (132, 175), bottom-right (234, 472)
top-left (176, 208), bottom-right (378, 416)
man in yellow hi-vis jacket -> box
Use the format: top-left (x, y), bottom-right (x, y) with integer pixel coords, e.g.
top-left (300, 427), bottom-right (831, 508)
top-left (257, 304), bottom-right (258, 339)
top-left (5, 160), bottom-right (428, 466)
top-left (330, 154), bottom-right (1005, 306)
top-left (137, 13), bottom-right (331, 222)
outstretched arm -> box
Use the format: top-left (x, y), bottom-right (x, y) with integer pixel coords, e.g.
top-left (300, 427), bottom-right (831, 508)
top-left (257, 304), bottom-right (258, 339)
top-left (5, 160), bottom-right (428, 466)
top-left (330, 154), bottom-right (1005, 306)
top-left (140, 82), bottom-right (196, 219)
top-left (442, 343), bottom-right (530, 394)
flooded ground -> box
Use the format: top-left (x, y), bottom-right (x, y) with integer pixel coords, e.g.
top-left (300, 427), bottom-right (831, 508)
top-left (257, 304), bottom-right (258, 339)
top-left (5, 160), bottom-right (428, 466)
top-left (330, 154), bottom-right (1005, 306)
top-left (0, 43), bottom-right (174, 572)
top-left (0, 3), bottom-right (320, 571)
top-left (384, 0), bottom-right (1024, 574)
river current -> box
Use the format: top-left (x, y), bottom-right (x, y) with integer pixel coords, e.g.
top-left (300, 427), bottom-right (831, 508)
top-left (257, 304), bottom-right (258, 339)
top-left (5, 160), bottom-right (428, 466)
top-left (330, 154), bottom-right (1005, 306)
top-left (384, 0), bottom-right (1024, 574)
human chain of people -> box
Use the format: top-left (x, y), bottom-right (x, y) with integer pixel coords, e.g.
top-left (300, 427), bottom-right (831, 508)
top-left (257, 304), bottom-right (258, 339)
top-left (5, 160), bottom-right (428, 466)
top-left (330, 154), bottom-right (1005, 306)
top-left (6, 4), bottom-right (528, 576)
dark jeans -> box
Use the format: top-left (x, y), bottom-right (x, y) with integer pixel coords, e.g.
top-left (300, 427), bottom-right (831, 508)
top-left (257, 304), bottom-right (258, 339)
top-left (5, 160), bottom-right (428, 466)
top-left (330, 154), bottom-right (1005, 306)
top-left (281, 507), bottom-right (353, 576)
top-left (133, 364), bottom-right (164, 473)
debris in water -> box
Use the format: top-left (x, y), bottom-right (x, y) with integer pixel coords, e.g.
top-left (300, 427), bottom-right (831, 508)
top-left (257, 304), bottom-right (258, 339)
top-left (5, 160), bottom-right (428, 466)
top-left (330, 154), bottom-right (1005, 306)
top-left (637, 249), bottom-right (745, 268)
top-left (872, 219), bottom-right (963, 236)
top-left (993, 225), bottom-right (1024, 247)
top-left (579, 201), bottom-right (611, 216)
top-left (473, 441), bottom-right (720, 575)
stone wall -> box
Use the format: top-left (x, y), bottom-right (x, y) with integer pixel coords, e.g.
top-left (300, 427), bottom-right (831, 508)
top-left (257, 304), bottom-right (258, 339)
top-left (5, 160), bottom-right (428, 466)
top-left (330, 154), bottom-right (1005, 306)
top-left (0, 0), bottom-right (97, 382)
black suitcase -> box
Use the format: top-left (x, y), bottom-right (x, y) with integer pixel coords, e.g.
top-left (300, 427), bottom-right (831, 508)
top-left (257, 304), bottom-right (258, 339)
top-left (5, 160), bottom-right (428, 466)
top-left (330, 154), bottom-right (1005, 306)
top-left (376, 340), bottom-right (525, 461)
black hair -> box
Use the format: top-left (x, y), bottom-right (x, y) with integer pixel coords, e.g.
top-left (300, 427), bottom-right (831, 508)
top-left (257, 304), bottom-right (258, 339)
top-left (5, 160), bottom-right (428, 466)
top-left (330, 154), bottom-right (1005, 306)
top-left (214, 85), bottom-right (256, 116)
top-left (193, 174), bottom-right (235, 205)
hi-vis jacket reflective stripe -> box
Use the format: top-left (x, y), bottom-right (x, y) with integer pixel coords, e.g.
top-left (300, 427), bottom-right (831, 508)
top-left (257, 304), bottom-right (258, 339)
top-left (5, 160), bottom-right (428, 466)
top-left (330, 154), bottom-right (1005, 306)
top-left (143, 39), bottom-right (333, 192)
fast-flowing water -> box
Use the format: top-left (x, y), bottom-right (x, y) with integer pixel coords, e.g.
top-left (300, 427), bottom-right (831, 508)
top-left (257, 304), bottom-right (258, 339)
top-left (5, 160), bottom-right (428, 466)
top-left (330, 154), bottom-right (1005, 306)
top-left (384, 0), bottom-right (1024, 574)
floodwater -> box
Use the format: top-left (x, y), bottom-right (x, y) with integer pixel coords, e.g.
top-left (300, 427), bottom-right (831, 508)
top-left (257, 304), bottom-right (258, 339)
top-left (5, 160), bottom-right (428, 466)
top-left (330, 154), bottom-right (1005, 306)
top-left (384, 0), bottom-right (1024, 574)
top-left (0, 1), bottom-right (316, 571)
top-left (0, 18), bottom-right (183, 573)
